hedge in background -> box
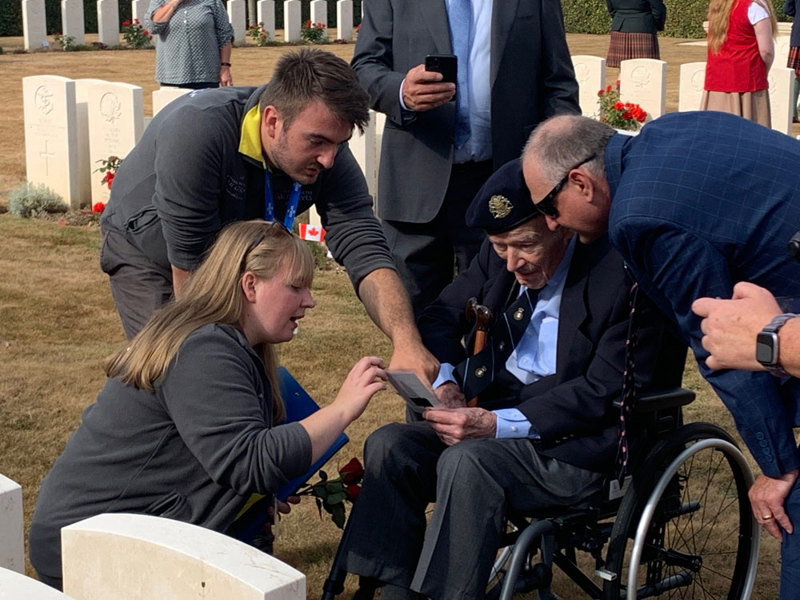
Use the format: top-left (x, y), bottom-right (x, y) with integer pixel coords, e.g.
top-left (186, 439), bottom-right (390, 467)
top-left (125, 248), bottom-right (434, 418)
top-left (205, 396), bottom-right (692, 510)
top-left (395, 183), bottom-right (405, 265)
top-left (0, 0), bottom-right (789, 40)
top-left (563, 0), bottom-right (789, 39)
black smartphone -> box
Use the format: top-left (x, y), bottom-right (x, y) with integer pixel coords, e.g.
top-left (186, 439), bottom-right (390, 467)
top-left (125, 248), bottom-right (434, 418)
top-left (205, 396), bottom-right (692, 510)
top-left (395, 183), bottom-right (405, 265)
top-left (425, 54), bottom-right (458, 84)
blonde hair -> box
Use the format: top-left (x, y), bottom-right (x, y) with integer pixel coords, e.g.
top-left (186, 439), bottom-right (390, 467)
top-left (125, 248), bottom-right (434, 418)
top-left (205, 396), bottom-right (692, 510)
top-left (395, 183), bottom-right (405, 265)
top-left (105, 220), bottom-right (315, 422)
top-left (708, 0), bottom-right (777, 54)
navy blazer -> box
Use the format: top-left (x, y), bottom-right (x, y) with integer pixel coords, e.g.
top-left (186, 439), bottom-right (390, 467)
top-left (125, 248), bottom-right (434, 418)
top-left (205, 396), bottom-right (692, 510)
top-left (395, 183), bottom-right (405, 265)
top-left (606, 110), bottom-right (800, 478)
top-left (418, 235), bottom-right (684, 472)
top-left (351, 0), bottom-right (579, 223)
top-left (606, 0), bottom-right (666, 33)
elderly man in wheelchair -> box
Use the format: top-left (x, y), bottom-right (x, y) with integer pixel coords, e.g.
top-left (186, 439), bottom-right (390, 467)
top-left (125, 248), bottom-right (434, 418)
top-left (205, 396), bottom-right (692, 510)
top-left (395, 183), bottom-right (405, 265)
top-left (323, 161), bottom-right (757, 600)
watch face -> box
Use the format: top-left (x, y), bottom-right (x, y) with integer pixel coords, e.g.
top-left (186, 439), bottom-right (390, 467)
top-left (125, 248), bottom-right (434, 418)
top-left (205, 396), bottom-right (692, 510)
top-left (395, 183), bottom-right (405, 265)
top-left (756, 332), bottom-right (778, 366)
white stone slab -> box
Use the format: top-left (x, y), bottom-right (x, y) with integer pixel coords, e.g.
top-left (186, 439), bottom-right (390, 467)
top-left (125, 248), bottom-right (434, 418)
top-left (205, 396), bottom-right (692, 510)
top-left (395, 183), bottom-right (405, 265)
top-left (131, 0), bottom-right (148, 22)
top-left (152, 87), bottom-right (191, 116)
top-left (310, 0), bottom-right (327, 29)
top-left (257, 0), bottom-right (275, 42)
top-left (227, 0), bottom-right (246, 46)
top-left (62, 513), bottom-right (305, 600)
top-left (336, 0), bottom-right (353, 41)
top-left (769, 66), bottom-right (794, 135)
top-left (619, 58), bottom-right (667, 119)
top-left (23, 75), bottom-right (80, 208)
top-left (22, 0), bottom-right (48, 51)
top-left (0, 475), bottom-right (24, 574)
top-left (284, 0), bottom-right (301, 43)
top-left (61, 0), bottom-right (85, 46)
top-left (678, 61), bottom-right (706, 112)
top-left (571, 55), bottom-right (606, 117)
top-left (96, 0), bottom-right (120, 47)
top-left (349, 109), bottom-right (378, 207)
top-left (86, 81), bottom-right (144, 205)
top-left (0, 567), bottom-right (76, 599)
top-left (776, 35), bottom-right (791, 71)
top-left (75, 79), bottom-right (106, 208)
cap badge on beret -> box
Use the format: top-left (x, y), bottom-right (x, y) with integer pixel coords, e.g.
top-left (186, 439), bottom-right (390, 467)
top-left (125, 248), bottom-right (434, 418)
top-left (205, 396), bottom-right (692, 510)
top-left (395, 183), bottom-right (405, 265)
top-left (488, 195), bottom-right (513, 219)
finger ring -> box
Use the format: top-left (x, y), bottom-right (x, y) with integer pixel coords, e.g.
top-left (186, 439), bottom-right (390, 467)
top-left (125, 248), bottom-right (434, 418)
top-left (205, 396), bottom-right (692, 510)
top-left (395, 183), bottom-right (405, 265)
top-left (762, 514), bottom-right (774, 520)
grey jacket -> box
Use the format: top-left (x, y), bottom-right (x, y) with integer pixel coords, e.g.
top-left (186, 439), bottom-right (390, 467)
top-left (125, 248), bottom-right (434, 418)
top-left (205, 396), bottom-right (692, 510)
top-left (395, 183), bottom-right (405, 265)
top-left (100, 85), bottom-right (395, 290)
top-left (29, 324), bottom-right (311, 582)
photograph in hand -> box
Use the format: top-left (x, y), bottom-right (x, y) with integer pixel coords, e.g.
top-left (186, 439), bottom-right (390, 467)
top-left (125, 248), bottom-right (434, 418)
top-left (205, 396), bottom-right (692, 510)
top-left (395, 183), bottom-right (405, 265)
top-left (386, 370), bottom-right (442, 413)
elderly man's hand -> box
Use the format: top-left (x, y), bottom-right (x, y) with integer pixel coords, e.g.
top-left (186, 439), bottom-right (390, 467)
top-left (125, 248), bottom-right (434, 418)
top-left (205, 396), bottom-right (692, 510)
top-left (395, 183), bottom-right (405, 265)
top-left (691, 282), bottom-right (782, 371)
top-left (433, 382), bottom-right (466, 408)
top-left (423, 407), bottom-right (496, 445)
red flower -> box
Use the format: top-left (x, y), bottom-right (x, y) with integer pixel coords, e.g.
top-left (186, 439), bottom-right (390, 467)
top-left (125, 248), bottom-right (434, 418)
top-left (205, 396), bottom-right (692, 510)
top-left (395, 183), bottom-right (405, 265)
top-left (345, 484), bottom-right (360, 501)
top-left (615, 79), bottom-right (621, 88)
top-left (104, 171), bottom-right (116, 189)
top-left (122, 19), bottom-right (131, 26)
top-left (133, 18), bottom-right (139, 24)
top-left (622, 111), bottom-right (632, 120)
top-left (58, 220), bottom-right (67, 226)
top-left (613, 101), bottom-right (624, 111)
top-left (304, 19), bottom-right (312, 27)
top-left (143, 30), bottom-right (150, 36)
top-left (92, 202), bottom-right (106, 214)
top-left (606, 84), bottom-right (612, 93)
top-left (597, 89), bottom-right (604, 97)
top-left (339, 457), bottom-right (364, 485)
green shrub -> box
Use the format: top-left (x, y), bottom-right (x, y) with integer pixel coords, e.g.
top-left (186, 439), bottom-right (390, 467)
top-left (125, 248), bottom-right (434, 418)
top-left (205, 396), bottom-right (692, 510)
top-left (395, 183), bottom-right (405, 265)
top-left (8, 183), bottom-right (68, 218)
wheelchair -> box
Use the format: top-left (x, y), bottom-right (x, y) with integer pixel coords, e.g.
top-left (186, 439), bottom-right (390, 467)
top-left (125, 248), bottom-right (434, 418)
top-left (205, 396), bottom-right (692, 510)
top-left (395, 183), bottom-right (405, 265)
top-left (322, 387), bottom-right (759, 600)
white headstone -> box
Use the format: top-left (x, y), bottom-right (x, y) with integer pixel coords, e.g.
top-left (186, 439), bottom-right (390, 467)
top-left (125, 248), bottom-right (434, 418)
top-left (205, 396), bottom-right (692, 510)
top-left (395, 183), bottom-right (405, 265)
top-left (75, 79), bottom-right (106, 208)
top-left (284, 0), bottom-right (301, 43)
top-left (61, 0), bottom-right (85, 46)
top-left (0, 567), bottom-right (76, 600)
top-left (152, 87), bottom-right (191, 116)
top-left (131, 0), bottom-right (149, 22)
top-left (22, 0), bottom-right (48, 51)
top-left (257, 0), bottom-right (275, 42)
top-left (310, 0), bottom-right (327, 29)
top-left (571, 55), bottom-right (606, 117)
top-left (336, 0), bottom-right (353, 41)
top-left (227, 0), bottom-right (246, 46)
top-left (96, 0), bottom-right (120, 46)
top-left (86, 81), bottom-right (144, 205)
top-left (349, 109), bottom-right (379, 204)
top-left (62, 514), bottom-right (305, 599)
top-left (0, 475), bottom-right (24, 574)
top-left (619, 58), bottom-right (667, 120)
top-left (768, 66), bottom-right (794, 135)
top-left (678, 62), bottom-right (706, 112)
top-left (776, 36), bottom-right (791, 72)
top-left (23, 75), bottom-right (81, 208)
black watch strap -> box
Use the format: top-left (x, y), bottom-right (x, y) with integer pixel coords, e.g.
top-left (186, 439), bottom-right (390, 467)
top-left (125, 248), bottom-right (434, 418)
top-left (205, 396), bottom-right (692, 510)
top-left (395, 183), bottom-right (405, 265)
top-left (756, 313), bottom-right (796, 377)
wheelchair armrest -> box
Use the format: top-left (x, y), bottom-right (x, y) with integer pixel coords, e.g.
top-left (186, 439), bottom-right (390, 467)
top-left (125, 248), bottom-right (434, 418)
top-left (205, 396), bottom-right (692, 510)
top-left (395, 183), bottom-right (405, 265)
top-left (619, 387), bottom-right (695, 415)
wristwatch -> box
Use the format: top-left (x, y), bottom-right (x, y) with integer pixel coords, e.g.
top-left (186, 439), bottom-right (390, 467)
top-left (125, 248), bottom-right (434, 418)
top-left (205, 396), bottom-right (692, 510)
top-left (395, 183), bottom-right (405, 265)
top-left (756, 313), bottom-right (796, 377)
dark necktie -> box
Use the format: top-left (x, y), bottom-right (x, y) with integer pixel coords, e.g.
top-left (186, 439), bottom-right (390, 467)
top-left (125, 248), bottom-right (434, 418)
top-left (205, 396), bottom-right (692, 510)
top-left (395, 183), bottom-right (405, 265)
top-left (456, 287), bottom-right (534, 399)
top-left (615, 278), bottom-right (639, 484)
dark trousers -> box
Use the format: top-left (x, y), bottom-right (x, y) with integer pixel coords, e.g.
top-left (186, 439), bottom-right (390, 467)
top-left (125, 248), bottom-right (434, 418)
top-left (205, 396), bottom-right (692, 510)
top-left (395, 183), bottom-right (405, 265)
top-left (100, 229), bottom-right (173, 340)
top-left (336, 422), bottom-right (604, 600)
top-left (383, 160), bottom-right (493, 316)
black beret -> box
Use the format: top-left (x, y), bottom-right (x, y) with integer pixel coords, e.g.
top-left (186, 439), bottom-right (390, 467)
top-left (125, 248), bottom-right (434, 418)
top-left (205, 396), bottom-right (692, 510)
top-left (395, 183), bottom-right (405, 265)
top-left (465, 159), bottom-right (541, 234)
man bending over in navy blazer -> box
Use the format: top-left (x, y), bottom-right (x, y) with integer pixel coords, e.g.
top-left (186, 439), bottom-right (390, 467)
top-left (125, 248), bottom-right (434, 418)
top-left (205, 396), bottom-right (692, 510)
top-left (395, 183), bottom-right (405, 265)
top-left (326, 160), bottom-right (683, 600)
top-left (522, 111), bottom-right (800, 598)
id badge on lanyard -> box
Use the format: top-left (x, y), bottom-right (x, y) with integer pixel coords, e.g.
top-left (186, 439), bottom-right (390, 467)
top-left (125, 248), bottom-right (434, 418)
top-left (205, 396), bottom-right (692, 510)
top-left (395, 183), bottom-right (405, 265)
top-left (264, 172), bottom-right (302, 229)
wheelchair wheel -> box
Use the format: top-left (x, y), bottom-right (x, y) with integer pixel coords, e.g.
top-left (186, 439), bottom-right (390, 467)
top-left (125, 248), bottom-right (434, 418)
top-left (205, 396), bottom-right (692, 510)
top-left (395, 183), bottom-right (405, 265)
top-left (603, 423), bottom-right (758, 600)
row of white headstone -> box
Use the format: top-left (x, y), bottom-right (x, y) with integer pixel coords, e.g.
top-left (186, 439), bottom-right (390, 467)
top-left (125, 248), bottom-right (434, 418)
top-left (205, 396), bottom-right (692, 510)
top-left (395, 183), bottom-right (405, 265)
top-left (572, 36), bottom-right (799, 135)
top-left (0, 474), bottom-right (305, 599)
top-left (24, 46), bottom-right (800, 215)
top-left (22, 0), bottom-right (358, 52)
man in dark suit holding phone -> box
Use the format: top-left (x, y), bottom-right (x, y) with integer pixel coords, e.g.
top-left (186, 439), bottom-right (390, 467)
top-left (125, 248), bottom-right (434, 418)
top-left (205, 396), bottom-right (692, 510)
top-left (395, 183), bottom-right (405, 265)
top-left (351, 0), bottom-right (580, 316)
top-left (327, 161), bottom-right (682, 600)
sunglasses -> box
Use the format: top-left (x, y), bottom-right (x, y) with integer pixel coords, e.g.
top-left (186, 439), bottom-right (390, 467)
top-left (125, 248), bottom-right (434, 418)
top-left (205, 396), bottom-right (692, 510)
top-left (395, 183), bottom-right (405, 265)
top-left (241, 221), bottom-right (292, 270)
top-left (532, 153), bottom-right (597, 218)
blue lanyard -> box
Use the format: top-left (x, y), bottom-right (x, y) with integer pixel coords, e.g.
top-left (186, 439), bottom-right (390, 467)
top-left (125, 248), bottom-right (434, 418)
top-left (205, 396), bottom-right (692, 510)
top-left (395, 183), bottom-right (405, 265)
top-left (264, 172), bottom-right (302, 229)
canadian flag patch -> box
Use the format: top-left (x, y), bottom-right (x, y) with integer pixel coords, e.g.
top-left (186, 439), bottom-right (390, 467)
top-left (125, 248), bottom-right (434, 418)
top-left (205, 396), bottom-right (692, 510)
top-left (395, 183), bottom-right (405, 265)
top-left (298, 223), bottom-right (326, 242)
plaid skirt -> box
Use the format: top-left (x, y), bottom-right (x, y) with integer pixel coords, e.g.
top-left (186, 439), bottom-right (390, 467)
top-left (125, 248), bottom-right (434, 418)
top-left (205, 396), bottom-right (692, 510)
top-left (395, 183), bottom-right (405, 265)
top-left (788, 46), bottom-right (800, 71)
top-left (606, 31), bottom-right (660, 68)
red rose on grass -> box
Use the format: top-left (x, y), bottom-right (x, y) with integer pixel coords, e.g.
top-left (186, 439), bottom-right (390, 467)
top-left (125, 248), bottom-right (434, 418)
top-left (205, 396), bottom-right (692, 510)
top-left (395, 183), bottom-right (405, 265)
top-left (339, 457), bottom-right (364, 485)
top-left (345, 484), bottom-right (360, 501)
top-left (92, 202), bottom-right (105, 214)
